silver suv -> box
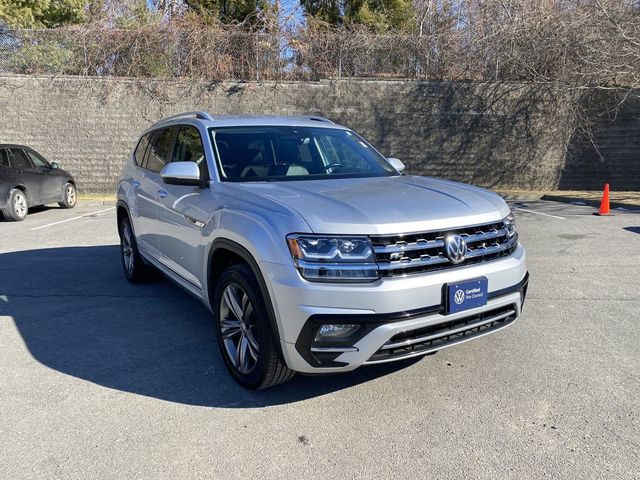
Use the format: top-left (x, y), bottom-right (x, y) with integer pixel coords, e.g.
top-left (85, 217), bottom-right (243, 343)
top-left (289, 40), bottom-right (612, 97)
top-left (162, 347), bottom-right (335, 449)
top-left (116, 112), bottom-right (528, 389)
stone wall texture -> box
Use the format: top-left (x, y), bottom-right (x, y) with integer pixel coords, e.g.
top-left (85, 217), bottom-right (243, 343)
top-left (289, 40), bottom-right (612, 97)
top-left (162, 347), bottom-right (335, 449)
top-left (0, 75), bottom-right (637, 192)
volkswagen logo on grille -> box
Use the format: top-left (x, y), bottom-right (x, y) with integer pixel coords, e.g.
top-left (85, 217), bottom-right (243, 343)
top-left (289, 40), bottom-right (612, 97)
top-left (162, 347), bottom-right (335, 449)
top-left (454, 289), bottom-right (466, 305)
top-left (444, 234), bottom-right (467, 264)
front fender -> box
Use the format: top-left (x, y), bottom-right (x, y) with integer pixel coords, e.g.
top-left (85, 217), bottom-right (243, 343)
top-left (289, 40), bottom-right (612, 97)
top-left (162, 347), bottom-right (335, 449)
top-left (203, 204), bottom-right (309, 350)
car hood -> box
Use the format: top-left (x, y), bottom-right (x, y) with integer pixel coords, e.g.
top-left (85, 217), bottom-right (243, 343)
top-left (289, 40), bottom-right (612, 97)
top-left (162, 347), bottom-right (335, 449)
top-left (53, 168), bottom-right (73, 179)
top-left (240, 176), bottom-right (510, 235)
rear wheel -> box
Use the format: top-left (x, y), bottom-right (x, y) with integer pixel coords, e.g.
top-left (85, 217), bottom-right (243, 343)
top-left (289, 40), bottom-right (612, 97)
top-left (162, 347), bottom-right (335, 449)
top-left (213, 264), bottom-right (295, 389)
top-left (2, 189), bottom-right (28, 221)
top-left (118, 217), bottom-right (154, 283)
top-left (58, 182), bottom-right (76, 209)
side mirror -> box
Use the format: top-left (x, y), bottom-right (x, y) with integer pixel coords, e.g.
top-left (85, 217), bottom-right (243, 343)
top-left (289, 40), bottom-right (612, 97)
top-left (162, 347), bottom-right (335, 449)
top-left (387, 157), bottom-right (405, 174)
top-left (50, 162), bottom-right (59, 169)
top-left (161, 161), bottom-right (201, 186)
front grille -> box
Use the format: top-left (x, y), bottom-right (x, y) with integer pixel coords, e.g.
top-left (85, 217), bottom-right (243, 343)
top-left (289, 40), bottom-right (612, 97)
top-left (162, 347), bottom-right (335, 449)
top-left (367, 304), bottom-right (517, 363)
top-left (370, 220), bottom-right (517, 277)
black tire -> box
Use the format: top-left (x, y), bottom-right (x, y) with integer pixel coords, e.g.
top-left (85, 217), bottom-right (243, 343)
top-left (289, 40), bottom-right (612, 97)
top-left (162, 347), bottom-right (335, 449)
top-left (2, 189), bottom-right (28, 221)
top-left (213, 264), bottom-right (295, 389)
top-left (118, 217), bottom-right (154, 283)
top-left (58, 182), bottom-right (77, 209)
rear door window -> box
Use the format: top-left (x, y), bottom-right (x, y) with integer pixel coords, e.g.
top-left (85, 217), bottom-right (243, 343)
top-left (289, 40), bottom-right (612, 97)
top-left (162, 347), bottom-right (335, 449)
top-left (146, 128), bottom-right (177, 173)
top-left (8, 149), bottom-right (34, 170)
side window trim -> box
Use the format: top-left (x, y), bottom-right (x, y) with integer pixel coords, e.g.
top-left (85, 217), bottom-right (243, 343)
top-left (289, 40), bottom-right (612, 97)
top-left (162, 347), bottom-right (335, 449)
top-left (168, 127), bottom-right (179, 168)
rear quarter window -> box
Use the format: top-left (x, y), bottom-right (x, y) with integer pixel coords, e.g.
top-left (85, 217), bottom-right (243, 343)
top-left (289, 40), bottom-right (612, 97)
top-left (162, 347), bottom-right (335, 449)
top-left (134, 133), bottom-right (152, 167)
top-left (0, 149), bottom-right (9, 167)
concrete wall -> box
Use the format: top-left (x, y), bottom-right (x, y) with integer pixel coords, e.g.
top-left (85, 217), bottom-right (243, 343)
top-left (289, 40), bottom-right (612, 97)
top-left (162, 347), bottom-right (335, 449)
top-left (561, 91), bottom-right (640, 190)
top-left (0, 75), bottom-right (636, 192)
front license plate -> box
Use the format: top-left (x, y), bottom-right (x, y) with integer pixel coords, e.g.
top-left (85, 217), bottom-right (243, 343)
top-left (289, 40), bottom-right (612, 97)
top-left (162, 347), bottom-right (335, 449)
top-left (445, 277), bottom-right (488, 314)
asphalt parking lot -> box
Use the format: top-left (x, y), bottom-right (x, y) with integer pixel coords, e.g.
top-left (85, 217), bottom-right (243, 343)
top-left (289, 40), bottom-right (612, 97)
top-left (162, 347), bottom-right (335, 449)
top-left (1, 200), bottom-right (638, 479)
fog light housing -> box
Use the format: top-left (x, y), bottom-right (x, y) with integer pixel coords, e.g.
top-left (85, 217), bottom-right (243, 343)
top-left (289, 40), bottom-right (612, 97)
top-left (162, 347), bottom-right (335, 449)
top-left (314, 324), bottom-right (360, 342)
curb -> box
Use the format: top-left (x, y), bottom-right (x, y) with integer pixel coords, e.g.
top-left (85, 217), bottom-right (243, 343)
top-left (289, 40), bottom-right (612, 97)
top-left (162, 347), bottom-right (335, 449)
top-left (77, 199), bottom-right (117, 206)
top-left (541, 195), bottom-right (640, 212)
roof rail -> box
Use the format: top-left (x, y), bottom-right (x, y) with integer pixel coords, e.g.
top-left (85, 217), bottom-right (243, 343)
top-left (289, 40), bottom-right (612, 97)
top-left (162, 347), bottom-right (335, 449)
top-left (154, 111), bottom-right (214, 126)
top-left (307, 116), bottom-right (334, 124)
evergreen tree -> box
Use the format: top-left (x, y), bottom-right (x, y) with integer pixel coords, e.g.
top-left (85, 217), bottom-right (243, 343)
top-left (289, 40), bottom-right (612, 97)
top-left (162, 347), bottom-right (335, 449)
top-left (301, 0), bottom-right (415, 31)
top-left (0, 0), bottom-right (86, 28)
top-left (184, 0), bottom-right (268, 25)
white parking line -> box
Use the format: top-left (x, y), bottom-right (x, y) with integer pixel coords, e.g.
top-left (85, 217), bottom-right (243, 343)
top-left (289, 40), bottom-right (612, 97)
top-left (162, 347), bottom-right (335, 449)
top-left (515, 207), bottom-right (566, 220)
top-left (29, 207), bottom-right (115, 231)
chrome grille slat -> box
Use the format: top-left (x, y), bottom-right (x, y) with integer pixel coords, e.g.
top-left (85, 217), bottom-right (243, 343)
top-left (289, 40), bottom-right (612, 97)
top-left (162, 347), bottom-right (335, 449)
top-left (466, 235), bottom-right (517, 258)
top-left (461, 228), bottom-right (508, 243)
top-left (378, 254), bottom-right (449, 271)
top-left (370, 220), bottom-right (517, 276)
top-left (373, 239), bottom-right (445, 254)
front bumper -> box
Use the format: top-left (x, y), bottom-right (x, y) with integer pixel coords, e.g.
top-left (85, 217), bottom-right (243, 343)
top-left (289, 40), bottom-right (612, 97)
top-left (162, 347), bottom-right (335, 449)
top-left (261, 243), bottom-right (528, 373)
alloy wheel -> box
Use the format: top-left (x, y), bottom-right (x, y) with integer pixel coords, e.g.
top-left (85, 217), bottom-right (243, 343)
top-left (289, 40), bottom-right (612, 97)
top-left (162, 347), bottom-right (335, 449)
top-left (219, 282), bottom-right (260, 374)
top-left (121, 224), bottom-right (135, 275)
top-left (14, 193), bottom-right (27, 218)
top-left (66, 185), bottom-right (76, 206)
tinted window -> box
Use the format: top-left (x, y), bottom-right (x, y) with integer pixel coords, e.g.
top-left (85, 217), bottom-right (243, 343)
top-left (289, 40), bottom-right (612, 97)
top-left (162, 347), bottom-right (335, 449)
top-left (8, 149), bottom-right (33, 169)
top-left (0, 149), bottom-right (9, 167)
top-left (134, 133), bottom-right (152, 167)
top-left (210, 127), bottom-right (395, 182)
top-left (146, 128), bottom-right (176, 173)
top-left (26, 149), bottom-right (50, 168)
top-left (173, 126), bottom-right (207, 178)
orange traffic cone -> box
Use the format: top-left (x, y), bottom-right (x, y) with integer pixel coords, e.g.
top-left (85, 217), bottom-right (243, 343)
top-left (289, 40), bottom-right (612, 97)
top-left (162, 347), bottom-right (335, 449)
top-left (595, 183), bottom-right (613, 216)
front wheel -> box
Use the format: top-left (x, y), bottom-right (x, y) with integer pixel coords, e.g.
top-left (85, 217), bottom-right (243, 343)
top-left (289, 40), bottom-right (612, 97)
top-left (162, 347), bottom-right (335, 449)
top-left (2, 189), bottom-right (28, 221)
top-left (213, 264), bottom-right (295, 389)
top-left (58, 182), bottom-right (77, 209)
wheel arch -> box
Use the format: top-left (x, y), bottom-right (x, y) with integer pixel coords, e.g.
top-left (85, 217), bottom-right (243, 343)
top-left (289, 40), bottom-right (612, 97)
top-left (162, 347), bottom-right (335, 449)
top-left (207, 238), bottom-right (284, 359)
top-left (116, 200), bottom-right (134, 236)
top-left (11, 184), bottom-right (28, 203)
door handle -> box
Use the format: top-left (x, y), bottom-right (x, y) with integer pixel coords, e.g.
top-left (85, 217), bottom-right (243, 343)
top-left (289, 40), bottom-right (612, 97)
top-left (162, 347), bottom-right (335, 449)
top-left (158, 189), bottom-right (168, 199)
top-left (132, 180), bottom-right (140, 188)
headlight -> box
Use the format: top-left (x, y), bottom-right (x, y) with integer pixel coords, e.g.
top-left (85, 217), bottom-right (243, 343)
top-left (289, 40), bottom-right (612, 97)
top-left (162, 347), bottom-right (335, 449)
top-left (504, 213), bottom-right (517, 238)
top-left (287, 235), bottom-right (378, 282)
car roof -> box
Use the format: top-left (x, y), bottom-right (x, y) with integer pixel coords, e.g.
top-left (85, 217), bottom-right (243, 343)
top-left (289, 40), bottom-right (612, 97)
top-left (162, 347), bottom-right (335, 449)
top-left (0, 144), bottom-right (30, 149)
top-left (150, 114), bottom-right (350, 131)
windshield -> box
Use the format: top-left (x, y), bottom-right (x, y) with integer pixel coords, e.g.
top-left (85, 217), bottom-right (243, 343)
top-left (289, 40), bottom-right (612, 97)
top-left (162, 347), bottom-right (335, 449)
top-left (209, 126), bottom-right (397, 182)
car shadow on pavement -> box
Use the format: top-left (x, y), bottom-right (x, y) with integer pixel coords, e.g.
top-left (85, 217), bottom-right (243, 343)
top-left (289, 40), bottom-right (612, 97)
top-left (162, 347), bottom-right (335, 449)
top-left (0, 205), bottom-right (62, 221)
top-left (623, 227), bottom-right (640, 235)
top-left (0, 245), bottom-right (423, 408)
